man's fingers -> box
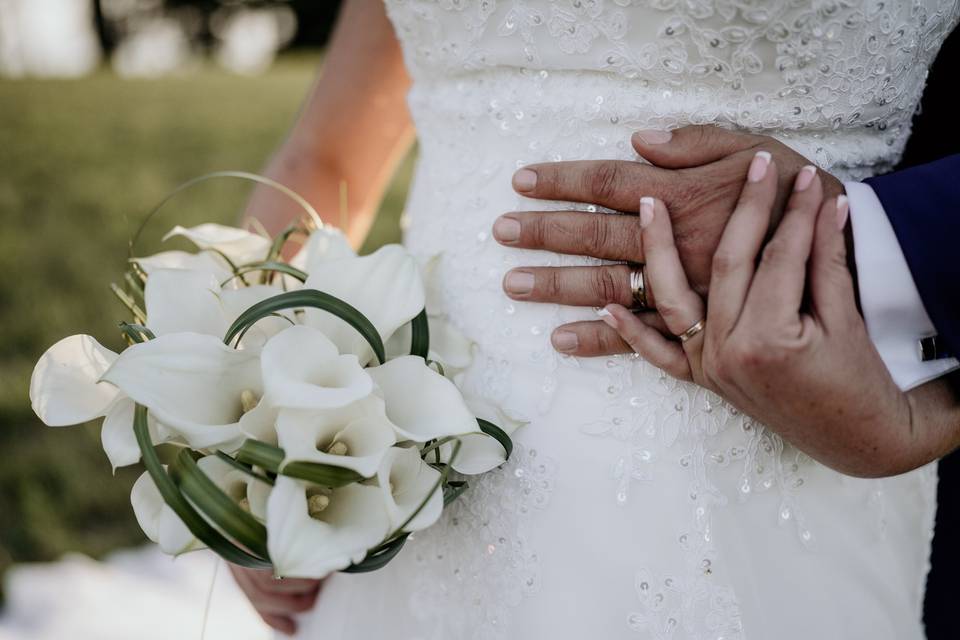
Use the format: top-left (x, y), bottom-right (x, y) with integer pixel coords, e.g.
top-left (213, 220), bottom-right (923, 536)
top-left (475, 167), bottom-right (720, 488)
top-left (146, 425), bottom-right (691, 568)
top-left (631, 124), bottom-right (762, 169)
top-left (503, 264), bottom-right (634, 307)
top-left (705, 151), bottom-right (778, 342)
top-left (512, 160), bottom-right (671, 211)
top-left (492, 211), bottom-right (643, 261)
top-left (810, 194), bottom-right (856, 326)
top-left (742, 166), bottom-right (822, 323)
top-left (600, 304), bottom-right (692, 380)
top-left (551, 313), bottom-right (670, 356)
top-left (260, 613), bottom-right (297, 636)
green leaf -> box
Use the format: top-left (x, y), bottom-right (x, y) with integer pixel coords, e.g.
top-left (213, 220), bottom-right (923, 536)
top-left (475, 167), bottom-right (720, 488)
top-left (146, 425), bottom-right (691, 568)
top-left (443, 480), bottom-right (469, 506)
top-left (214, 451), bottom-right (274, 486)
top-left (263, 224), bottom-right (304, 265)
top-left (132, 405), bottom-right (271, 569)
top-left (234, 439), bottom-right (365, 487)
top-left (409, 309), bottom-right (430, 358)
top-left (118, 322), bottom-right (155, 345)
top-left (478, 418), bottom-right (513, 461)
top-left (222, 261), bottom-right (308, 287)
top-left (222, 289), bottom-right (385, 364)
top-left (342, 534), bottom-right (410, 574)
top-left (170, 449), bottom-right (270, 559)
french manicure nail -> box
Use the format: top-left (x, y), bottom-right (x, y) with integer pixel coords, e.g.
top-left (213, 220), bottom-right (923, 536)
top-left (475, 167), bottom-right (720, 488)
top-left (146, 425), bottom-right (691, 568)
top-left (552, 330), bottom-right (579, 352)
top-left (639, 197), bottom-right (655, 227)
top-left (794, 165), bottom-right (817, 192)
top-left (493, 216), bottom-right (521, 242)
top-left (634, 129), bottom-right (673, 145)
top-left (504, 270), bottom-right (535, 294)
top-left (836, 195), bottom-right (849, 230)
top-left (747, 151), bottom-right (772, 183)
top-left (513, 169), bottom-right (538, 192)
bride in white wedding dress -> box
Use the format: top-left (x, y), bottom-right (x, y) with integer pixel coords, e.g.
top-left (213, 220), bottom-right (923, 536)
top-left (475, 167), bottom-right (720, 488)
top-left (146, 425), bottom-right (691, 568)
top-left (246, 1), bottom-right (960, 638)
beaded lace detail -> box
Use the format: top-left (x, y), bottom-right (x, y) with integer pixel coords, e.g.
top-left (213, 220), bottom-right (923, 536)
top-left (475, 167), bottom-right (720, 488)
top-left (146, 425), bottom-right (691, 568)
top-left (382, 1), bottom-right (954, 637)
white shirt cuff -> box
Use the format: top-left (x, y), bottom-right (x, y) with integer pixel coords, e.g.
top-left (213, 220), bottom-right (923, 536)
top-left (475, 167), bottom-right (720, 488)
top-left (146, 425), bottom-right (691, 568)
top-left (846, 181), bottom-right (959, 390)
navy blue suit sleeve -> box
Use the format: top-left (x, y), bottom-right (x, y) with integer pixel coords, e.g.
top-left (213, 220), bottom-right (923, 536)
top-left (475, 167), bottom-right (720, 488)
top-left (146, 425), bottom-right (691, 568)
top-left (865, 154), bottom-right (960, 357)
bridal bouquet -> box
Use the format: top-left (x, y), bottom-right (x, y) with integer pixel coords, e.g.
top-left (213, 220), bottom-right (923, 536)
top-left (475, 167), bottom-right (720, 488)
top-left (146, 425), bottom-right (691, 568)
top-left (28, 174), bottom-right (514, 578)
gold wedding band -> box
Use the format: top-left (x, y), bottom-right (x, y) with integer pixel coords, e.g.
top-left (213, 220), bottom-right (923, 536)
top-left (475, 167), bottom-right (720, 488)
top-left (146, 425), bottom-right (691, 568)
top-left (629, 265), bottom-right (648, 309)
top-left (677, 319), bottom-right (705, 343)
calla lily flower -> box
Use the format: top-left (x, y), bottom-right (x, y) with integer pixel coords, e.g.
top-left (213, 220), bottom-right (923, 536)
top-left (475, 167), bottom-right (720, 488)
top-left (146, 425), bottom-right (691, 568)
top-left (377, 446), bottom-right (442, 532)
top-left (164, 223), bottom-right (271, 265)
top-left (302, 245), bottom-right (425, 365)
top-left (386, 314), bottom-right (474, 373)
top-left (133, 250), bottom-right (232, 282)
top-left (260, 325), bottom-right (373, 411)
top-left (266, 477), bottom-right (390, 578)
top-left (290, 226), bottom-right (356, 274)
top-left (144, 268), bottom-right (291, 347)
top-left (367, 355), bottom-right (480, 442)
top-left (197, 455), bottom-right (270, 520)
top-left (131, 470), bottom-right (203, 555)
top-left (30, 334), bottom-right (121, 427)
top-left (275, 400), bottom-right (397, 478)
top-left (101, 332), bottom-right (263, 451)
top-left (435, 396), bottom-right (526, 475)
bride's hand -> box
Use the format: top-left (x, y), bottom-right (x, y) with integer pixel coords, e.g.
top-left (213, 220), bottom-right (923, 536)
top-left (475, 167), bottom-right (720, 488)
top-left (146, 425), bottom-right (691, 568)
top-left (599, 153), bottom-right (918, 477)
top-left (229, 565), bottom-right (321, 635)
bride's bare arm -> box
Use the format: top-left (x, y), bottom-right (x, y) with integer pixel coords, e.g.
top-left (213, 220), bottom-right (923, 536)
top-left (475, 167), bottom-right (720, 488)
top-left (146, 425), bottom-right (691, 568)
top-left (244, 0), bottom-right (414, 247)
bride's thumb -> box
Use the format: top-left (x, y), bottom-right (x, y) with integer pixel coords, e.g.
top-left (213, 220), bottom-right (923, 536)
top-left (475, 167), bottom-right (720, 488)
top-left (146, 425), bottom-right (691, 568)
top-left (631, 125), bottom-right (761, 168)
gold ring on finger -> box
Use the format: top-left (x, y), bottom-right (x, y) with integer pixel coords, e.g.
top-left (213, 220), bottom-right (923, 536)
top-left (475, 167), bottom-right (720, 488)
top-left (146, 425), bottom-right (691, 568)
top-left (677, 319), bottom-right (705, 343)
top-left (629, 265), bottom-right (648, 310)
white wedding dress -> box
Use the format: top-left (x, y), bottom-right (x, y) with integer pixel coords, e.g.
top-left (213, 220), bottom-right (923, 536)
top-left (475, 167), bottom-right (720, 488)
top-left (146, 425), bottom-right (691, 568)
top-left (297, 1), bottom-right (959, 638)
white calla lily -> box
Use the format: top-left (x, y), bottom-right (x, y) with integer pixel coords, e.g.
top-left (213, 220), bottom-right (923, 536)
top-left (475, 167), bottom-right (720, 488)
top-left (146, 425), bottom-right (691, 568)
top-left (101, 332), bottom-right (261, 450)
top-left (145, 269), bottom-right (226, 337)
top-left (197, 455), bottom-right (270, 520)
top-left (131, 470), bottom-right (203, 555)
top-left (437, 396), bottom-right (526, 474)
top-left (260, 325), bottom-right (372, 411)
top-left (30, 334), bottom-right (120, 426)
top-left (100, 398), bottom-right (172, 471)
top-left (267, 477), bottom-right (390, 578)
top-left (302, 245), bottom-right (425, 365)
top-left (275, 401), bottom-right (396, 478)
top-left (386, 314), bottom-right (474, 372)
top-left (219, 284), bottom-right (296, 348)
top-left (133, 250), bottom-right (232, 282)
top-left (377, 446), bottom-right (442, 532)
top-left (290, 226), bottom-right (355, 275)
top-left (367, 355), bottom-right (480, 442)
top-left (164, 223), bottom-right (271, 265)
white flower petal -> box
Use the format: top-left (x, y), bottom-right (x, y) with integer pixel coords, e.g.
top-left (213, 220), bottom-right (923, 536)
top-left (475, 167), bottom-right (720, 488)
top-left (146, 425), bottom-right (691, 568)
top-left (131, 470), bottom-right (202, 555)
top-left (443, 432), bottom-right (508, 475)
top-left (101, 333), bottom-right (260, 449)
top-left (164, 223), bottom-right (271, 265)
top-left (426, 316), bottom-right (473, 370)
top-left (30, 335), bottom-right (120, 426)
top-left (219, 284), bottom-right (294, 348)
top-left (368, 356), bottom-right (479, 442)
top-left (290, 227), bottom-right (355, 274)
top-left (134, 250), bottom-right (232, 282)
top-left (144, 269), bottom-right (227, 337)
top-left (377, 447), bottom-right (442, 532)
top-left (197, 455), bottom-right (270, 521)
top-left (276, 402), bottom-right (396, 478)
top-left (261, 325), bottom-right (372, 411)
top-left (267, 478), bottom-right (389, 579)
top-left (303, 245), bottom-right (425, 364)
top-left (101, 399), bottom-right (174, 471)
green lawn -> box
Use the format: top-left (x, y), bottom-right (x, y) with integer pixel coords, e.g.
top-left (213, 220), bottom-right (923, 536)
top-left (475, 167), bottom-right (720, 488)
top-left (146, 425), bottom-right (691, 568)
top-left (0, 54), bottom-right (409, 598)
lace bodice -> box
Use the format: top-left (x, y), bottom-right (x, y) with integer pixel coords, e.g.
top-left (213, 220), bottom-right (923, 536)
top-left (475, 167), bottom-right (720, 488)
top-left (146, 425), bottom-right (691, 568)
top-left (298, 3), bottom-right (955, 639)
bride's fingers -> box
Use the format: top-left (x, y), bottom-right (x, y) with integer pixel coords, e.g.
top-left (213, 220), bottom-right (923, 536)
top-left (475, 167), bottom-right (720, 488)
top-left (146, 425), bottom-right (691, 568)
top-left (550, 313), bottom-right (669, 356)
top-left (704, 151), bottom-right (778, 342)
top-left (600, 304), bottom-right (692, 380)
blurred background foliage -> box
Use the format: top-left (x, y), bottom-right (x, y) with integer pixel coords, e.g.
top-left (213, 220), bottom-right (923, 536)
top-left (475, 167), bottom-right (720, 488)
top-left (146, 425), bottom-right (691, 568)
top-left (0, 0), bottom-right (413, 602)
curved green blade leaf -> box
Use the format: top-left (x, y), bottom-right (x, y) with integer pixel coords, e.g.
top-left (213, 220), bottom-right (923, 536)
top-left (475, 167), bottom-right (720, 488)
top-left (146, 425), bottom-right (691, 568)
top-left (132, 405), bottom-right (272, 569)
top-left (170, 449), bottom-right (270, 559)
top-left (343, 534), bottom-right (409, 574)
top-left (234, 439), bottom-right (365, 487)
top-left (222, 289), bottom-right (385, 364)
top-left (214, 451), bottom-right (274, 486)
top-left (410, 309), bottom-right (429, 358)
top-left (222, 261), bottom-right (308, 287)
top-left (118, 322), bottom-right (155, 345)
top-left (477, 418), bottom-right (513, 461)
top-left (443, 480), bottom-right (469, 506)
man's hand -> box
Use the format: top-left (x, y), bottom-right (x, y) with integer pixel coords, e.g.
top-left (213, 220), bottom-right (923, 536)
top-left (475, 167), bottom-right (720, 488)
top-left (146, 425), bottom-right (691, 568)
top-left (492, 125), bottom-right (844, 357)
top-left (598, 159), bottom-right (955, 477)
top-left (229, 565), bottom-right (321, 636)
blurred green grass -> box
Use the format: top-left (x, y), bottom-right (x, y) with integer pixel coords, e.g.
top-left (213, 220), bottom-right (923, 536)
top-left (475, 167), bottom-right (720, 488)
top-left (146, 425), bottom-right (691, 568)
top-left (0, 54), bottom-right (409, 597)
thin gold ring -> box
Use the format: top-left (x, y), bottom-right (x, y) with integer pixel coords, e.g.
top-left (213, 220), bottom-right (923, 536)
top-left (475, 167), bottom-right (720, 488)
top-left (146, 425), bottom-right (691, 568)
top-left (629, 265), bottom-right (648, 309)
top-left (677, 319), bottom-right (705, 343)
